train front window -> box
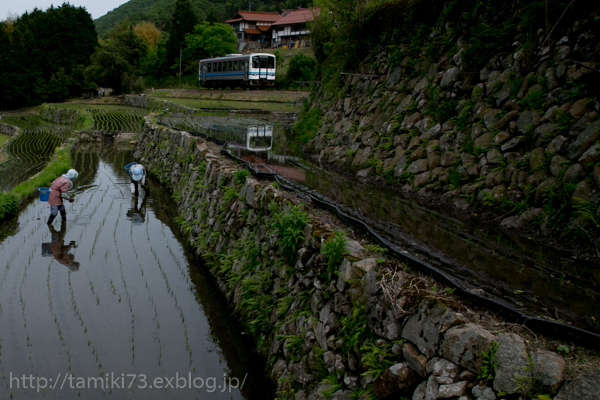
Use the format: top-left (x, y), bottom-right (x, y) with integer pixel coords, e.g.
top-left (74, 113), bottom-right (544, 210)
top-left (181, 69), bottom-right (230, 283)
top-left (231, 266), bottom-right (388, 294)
top-left (253, 56), bottom-right (275, 69)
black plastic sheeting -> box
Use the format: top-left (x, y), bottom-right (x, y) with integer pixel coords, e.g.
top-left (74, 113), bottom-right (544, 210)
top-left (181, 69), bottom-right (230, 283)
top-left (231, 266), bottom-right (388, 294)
top-left (184, 128), bottom-right (600, 351)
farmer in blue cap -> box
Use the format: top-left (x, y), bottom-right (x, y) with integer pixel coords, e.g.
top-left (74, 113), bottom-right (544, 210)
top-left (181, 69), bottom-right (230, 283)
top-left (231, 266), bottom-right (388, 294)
top-left (47, 169), bottom-right (78, 224)
top-left (124, 162), bottom-right (148, 197)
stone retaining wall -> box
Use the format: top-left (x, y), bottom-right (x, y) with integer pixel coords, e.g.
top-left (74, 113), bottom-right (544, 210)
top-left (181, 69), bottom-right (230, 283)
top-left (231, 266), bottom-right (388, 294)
top-left (40, 105), bottom-right (80, 125)
top-left (0, 122), bottom-right (18, 136)
top-left (134, 119), bottom-right (598, 400)
top-left (305, 4), bottom-right (600, 249)
top-left (122, 95), bottom-right (196, 114)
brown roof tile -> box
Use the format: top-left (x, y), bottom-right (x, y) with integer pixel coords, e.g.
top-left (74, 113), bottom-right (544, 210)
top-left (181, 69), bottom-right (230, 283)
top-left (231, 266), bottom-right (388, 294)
top-left (243, 28), bottom-right (262, 35)
top-left (237, 11), bottom-right (282, 22)
top-left (272, 8), bottom-right (319, 26)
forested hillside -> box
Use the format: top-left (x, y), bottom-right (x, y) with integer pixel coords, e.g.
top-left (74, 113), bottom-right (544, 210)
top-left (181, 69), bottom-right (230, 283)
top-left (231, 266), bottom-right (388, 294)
top-left (94, 0), bottom-right (307, 38)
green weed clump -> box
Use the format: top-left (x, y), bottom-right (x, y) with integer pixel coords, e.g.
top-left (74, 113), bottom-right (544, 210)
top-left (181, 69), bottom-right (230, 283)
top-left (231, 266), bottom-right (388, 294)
top-left (360, 342), bottom-right (397, 380)
top-left (340, 301), bottom-right (370, 358)
top-left (322, 231), bottom-right (348, 275)
top-left (233, 169), bottom-right (250, 185)
top-left (478, 341), bottom-right (499, 382)
top-left (0, 191), bottom-right (18, 219)
top-left (271, 204), bottom-right (311, 262)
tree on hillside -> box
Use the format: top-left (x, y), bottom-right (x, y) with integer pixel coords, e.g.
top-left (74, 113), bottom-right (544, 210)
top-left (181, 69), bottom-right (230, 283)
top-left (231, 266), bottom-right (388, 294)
top-left (134, 21), bottom-right (162, 48)
top-left (85, 29), bottom-right (148, 94)
top-left (165, 0), bottom-right (198, 73)
top-left (182, 21), bottom-right (236, 71)
top-left (0, 22), bottom-right (17, 110)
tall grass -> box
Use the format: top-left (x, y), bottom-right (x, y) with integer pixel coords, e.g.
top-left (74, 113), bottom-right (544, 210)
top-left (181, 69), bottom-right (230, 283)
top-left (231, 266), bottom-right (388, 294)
top-left (10, 144), bottom-right (72, 200)
top-left (0, 192), bottom-right (17, 219)
top-left (0, 142), bottom-right (73, 220)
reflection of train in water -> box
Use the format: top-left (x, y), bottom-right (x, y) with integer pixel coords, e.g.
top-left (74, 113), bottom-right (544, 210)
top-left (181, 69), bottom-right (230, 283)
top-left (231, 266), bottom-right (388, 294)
top-left (196, 124), bottom-right (273, 152)
top-left (244, 125), bottom-right (273, 151)
top-left (199, 53), bottom-right (276, 88)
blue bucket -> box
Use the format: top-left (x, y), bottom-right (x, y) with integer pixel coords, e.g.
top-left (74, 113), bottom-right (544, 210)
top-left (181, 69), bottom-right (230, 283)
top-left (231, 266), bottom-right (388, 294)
top-left (39, 187), bottom-right (50, 201)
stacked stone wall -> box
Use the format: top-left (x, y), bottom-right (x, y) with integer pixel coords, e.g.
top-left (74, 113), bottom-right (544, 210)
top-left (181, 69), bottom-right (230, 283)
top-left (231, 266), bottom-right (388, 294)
top-left (0, 122), bottom-right (19, 136)
top-left (134, 119), bottom-right (598, 400)
top-left (306, 5), bottom-right (600, 247)
top-left (122, 95), bottom-right (196, 114)
top-left (40, 106), bottom-right (80, 125)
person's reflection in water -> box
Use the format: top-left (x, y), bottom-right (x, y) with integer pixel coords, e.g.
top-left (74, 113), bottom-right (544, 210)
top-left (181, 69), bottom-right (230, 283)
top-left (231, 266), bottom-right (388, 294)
top-left (47, 222), bottom-right (80, 271)
top-left (126, 195), bottom-right (147, 225)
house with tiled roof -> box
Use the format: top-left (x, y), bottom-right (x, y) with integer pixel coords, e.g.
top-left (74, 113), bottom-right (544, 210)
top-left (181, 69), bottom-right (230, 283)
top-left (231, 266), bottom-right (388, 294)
top-left (272, 8), bottom-right (319, 48)
top-left (225, 11), bottom-right (282, 51)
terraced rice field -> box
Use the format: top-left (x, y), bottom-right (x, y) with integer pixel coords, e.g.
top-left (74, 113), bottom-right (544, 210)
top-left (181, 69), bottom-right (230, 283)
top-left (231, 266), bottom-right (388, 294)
top-left (0, 115), bottom-right (73, 191)
top-left (0, 148), bottom-right (268, 399)
top-left (86, 108), bottom-right (147, 133)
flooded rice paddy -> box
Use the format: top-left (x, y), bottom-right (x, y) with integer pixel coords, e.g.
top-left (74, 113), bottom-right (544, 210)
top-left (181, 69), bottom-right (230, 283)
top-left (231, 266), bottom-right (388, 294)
top-left (0, 147), bottom-right (270, 399)
top-left (0, 115), bottom-right (73, 191)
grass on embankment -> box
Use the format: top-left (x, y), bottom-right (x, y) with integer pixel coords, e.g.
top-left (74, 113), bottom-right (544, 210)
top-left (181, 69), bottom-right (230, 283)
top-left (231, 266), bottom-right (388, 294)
top-left (0, 134), bottom-right (10, 146)
top-left (0, 141), bottom-right (73, 219)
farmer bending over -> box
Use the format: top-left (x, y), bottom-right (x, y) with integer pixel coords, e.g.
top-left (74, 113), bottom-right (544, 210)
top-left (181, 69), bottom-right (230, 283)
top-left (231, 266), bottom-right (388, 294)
top-left (125, 162), bottom-right (149, 197)
top-left (47, 169), bottom-right (78, 224)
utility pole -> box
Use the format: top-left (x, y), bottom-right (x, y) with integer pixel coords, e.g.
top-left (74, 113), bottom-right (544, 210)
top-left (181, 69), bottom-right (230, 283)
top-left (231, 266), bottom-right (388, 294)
top-left (249, 2), bottom-right (253, 11)
top-left (179, 46), bottom-right (182, 88)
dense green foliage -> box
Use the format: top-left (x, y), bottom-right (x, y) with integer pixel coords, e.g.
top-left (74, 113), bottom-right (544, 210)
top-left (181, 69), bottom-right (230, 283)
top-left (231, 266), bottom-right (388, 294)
top-left (94, 0), bottom-right (308, 39)
top-left (85, 26), bottom-right (149, 94)
top-left (165, 0), bottom-right (198, 72)
top-left (182, 22), bottom-right (237, 72)
top-left (285, 53), bottom-right (317, 87)
top-left (0, 4), bottom-right (97, 110)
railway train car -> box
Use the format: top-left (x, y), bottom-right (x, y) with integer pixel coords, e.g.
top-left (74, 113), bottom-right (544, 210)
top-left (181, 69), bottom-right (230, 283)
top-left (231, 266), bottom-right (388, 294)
top-left (199, 53), bottom-right (276, 88)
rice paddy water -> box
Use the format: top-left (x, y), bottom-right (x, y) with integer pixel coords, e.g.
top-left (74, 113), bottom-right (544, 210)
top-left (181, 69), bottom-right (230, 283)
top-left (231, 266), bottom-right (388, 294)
top-left (0, 147), bottom-right (270, 399)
